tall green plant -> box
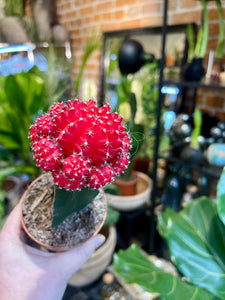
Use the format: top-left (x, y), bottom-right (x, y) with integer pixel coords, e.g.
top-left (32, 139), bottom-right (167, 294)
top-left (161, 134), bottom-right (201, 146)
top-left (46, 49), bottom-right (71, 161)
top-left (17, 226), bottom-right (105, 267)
top-left (114, 168), bottom-right (225, 300)
top-left (187, 0), bottom-right (208, 60)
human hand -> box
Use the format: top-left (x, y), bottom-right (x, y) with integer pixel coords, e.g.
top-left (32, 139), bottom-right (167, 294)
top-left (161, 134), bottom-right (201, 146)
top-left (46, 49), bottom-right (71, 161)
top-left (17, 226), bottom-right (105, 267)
top-left (0, 201), bottom-right (105, 300)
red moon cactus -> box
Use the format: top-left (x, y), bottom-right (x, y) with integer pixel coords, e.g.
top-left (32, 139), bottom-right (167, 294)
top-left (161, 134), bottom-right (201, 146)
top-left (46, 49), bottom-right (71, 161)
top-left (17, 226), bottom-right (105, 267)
top-left (29, 99), bottom-right (131, 191)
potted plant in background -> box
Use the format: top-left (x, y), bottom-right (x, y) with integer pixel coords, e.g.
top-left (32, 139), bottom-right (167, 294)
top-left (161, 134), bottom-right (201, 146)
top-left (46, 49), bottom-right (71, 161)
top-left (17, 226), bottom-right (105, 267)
top-left (136, 61), bottom-right (169, 187)
top-left (105, 74), bottom-right (152, 211)
top-left (21, 99), bottom-right (131, 250)
top-left (184, 0), bottom-right (208, 81)
top-left (113, 167), bottom-right (225, 300)
top-left (113, 74), bottom-right (144, 194)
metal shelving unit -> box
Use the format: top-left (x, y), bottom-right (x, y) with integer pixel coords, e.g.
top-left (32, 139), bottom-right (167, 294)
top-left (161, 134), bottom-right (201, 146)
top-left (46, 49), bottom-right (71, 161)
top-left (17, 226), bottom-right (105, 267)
top-left (148, 0), bottom-right (225, 254)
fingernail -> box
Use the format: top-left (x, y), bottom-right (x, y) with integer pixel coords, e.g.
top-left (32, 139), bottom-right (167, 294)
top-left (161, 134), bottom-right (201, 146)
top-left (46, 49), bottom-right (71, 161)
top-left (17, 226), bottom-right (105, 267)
top-left (95, 234), bottom-right (105, 249)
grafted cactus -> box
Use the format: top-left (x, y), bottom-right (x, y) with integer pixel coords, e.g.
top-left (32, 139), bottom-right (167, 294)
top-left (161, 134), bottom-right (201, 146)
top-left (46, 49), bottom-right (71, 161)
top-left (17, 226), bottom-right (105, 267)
top-left (29, 99), bottom-right (131, 226)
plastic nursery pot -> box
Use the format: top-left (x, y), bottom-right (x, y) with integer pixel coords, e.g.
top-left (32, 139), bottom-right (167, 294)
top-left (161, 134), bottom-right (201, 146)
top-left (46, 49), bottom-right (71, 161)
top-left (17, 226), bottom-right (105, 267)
top-left (21, 173), bottom-right (107, 252)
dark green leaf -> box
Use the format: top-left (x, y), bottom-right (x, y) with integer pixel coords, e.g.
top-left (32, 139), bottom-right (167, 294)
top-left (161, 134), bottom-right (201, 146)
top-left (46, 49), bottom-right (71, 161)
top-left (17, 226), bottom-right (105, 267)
top-left (0, 131), bottom-right (20, 150)
top-left (52, 187), bottom-right (99, 227)
top-left (114, 244), bottom-right (214, 300)
top-left (104, 205), bottom-right (120, 226)
top-left (158, 197), bottom-right (225, 299)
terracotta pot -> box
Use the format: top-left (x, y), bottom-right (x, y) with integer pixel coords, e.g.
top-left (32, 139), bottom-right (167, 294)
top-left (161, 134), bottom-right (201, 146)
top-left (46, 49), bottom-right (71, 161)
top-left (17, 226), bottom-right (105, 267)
top-left (106, 171), bottom-right (152, 211)
top-left (114, 173), bottom-right (138, 196)
top-left (68, 225), bottom-right (117, 287)
top-left (21, 173), bottom-right (107, 252)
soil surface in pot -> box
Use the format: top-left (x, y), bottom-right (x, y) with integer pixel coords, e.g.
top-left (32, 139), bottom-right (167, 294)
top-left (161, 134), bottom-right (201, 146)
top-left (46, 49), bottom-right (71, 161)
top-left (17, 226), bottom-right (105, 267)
top-left (22, 173), bottom-right (106, 249)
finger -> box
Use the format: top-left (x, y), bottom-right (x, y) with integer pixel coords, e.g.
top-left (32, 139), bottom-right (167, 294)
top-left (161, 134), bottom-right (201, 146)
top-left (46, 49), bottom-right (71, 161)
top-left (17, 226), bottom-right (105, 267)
top-left (50, 234), bottom-right (105, 278)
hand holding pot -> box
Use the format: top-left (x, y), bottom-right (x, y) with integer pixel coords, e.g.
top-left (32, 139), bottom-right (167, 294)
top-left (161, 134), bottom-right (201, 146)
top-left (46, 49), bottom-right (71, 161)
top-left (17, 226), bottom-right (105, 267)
top-left (0, 202), bottom-right (105, 300)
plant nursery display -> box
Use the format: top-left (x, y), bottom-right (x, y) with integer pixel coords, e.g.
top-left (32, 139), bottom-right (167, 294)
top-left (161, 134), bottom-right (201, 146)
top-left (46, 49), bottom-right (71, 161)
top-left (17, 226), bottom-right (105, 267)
top-left (21, 99), bottom-right (131, 251)
top-left (114, 167), bottom-right (225, 300)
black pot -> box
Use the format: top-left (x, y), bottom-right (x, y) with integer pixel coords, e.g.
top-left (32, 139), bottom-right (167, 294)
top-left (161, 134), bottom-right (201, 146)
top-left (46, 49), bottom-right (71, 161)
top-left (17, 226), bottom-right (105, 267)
top-left (183, 57), bottom-right (205, 82)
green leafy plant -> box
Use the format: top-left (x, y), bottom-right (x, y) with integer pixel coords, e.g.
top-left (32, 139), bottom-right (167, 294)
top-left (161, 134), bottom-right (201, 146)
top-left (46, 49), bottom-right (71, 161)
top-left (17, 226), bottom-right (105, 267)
top-left (114, 167), bottom-right (225, 299)
top-left (0, 69), bottom-right (48, 220)
top-left (187, 0), bottom-right (208, 61)
top-left (0, 70), bottom-right (46, 171)
top-left (191, 107), bottom-right (202, 149)
top-left (116, 75), bottom-right (144, 179)
top-left (0, 73), bottom-right (44, 158)
top-left (139, 62), bottom-right (169, 160)
top-left (4, 0), bottom-right (24, 17)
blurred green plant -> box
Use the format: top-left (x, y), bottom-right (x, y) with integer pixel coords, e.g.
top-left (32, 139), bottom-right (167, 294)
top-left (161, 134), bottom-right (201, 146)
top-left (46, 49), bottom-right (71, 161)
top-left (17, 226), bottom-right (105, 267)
top-left (114, 167), bottom-right (225, 300)
top-left (4, 0), bottom-right (24, 17)
top-left (0, 69), bottom-right (46, 222)
top-left (0, 46), bottom-right (72, 223)
top-left (104, 205), bottom-right (120, 227)
top-left (116, 74), bottom-right (144, 179)
top-left (191, 107), bottom-right (202, 149)
top-left (0, 70), bottom-right (45, 168)
top-left (187, 0), bottom-right (208, 60)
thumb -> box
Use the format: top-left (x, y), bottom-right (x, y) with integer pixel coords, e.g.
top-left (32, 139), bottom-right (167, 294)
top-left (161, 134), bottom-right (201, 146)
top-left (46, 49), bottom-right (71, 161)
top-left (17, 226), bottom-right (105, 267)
top-left (51, 234), bottom-right (105, 278)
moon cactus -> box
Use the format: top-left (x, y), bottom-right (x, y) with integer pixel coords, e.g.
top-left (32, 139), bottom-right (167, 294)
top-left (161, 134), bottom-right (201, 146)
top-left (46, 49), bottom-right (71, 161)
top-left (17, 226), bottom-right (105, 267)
top-left (29, 99), bottom-right (131, 226)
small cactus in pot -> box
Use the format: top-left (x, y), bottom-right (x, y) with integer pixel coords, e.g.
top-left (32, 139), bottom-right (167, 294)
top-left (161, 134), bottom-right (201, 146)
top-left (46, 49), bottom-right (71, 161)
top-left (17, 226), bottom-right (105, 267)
top-left (21, 99), bottom-right (131, 250)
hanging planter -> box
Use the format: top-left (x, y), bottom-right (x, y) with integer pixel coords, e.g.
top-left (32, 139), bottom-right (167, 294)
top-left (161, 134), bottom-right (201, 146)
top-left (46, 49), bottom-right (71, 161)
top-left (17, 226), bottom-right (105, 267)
top-left (183, 57), bottom-right (205, 82)
top-left (21, 99), bottom-right (131, 251)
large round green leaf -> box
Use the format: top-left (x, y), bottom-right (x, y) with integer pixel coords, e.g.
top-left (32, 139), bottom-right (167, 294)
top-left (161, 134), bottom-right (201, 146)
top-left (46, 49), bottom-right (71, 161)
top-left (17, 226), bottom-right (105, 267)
top-left (114, 244), bottom-right (214, 300)
top-left (158, 197), bottom-right (225, 299)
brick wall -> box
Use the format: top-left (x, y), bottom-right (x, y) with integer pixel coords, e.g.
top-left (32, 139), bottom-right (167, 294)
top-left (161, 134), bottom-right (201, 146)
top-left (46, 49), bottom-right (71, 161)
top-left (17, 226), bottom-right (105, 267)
top-left (56, 0), bottom-right (225, 120)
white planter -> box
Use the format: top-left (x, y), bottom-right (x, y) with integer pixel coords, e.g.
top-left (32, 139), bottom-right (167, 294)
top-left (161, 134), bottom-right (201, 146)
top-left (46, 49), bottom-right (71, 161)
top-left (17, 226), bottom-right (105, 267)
top-left (106, 172), bottom-right (152, 211)
top-left (68, 225), bottom-right (117, 287)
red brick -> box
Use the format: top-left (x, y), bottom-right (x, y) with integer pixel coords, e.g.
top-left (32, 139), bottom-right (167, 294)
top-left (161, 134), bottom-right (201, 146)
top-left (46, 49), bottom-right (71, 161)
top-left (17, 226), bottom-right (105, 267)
top-left (142, 3), bottom-right (161, 15)
top-left (96, 2), bottom-right (113, 12)
top-left (171, 11), bottom-right (202, 24)
top-left (206, 95), bottom-right (224, 109)
top-left (115, 0), bottom-right (137, 7)
top-left (114, 10), bottom-right (125, 20)
top-left (180, 0), bottom-right (198, 9)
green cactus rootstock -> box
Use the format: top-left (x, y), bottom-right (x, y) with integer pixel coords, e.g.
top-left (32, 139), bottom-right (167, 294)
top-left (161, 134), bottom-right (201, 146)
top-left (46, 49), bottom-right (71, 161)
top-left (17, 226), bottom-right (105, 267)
top-left (52, 187), bottom-right (99, 228)
top-left (29, 99), bottom-right (131, 227)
